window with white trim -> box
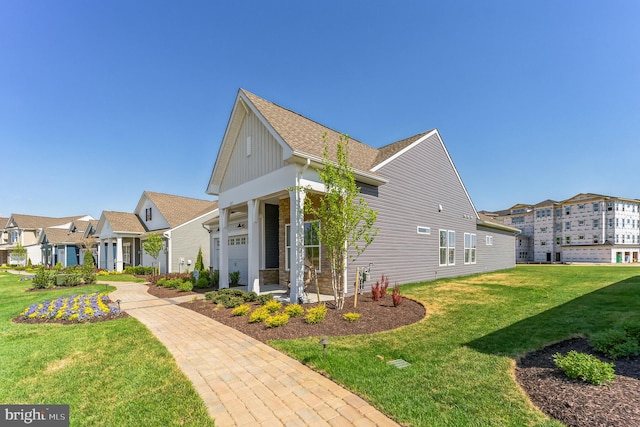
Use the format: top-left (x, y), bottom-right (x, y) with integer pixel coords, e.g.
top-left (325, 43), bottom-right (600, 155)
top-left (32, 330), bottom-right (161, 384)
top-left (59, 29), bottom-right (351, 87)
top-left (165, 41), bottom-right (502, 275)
top-left (439, 230), bottom-right (455, 266)
top-left (285, 221), bottom-right (320, 271)
top-left (486, 235), bottom-right (493, 245)
top-left (10, 231), bottom-right (18, 243)
top-left (464, 233), bottom-right (476, 264)
top-left (123, 244), bottom-right (131, 264)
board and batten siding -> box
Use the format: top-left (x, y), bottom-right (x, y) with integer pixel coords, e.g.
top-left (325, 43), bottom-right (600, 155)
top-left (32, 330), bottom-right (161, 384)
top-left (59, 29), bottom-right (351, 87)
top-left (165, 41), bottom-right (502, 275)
top-left (353, 132), bottom-right (515, 288)
top-left (220, 111), bottom-right (285, 192)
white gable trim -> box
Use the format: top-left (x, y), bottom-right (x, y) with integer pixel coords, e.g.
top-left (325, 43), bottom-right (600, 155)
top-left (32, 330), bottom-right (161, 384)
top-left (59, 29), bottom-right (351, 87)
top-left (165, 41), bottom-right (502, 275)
top-left (372, 129), bottom-right (479, 219)
top-left (207, 91), bottom-right (294, 195)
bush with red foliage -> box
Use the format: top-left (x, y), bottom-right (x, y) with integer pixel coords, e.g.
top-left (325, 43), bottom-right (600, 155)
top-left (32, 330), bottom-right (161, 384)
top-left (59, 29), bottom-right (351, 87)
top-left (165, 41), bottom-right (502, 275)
top-left (392, 284), bottom-right (403, 307)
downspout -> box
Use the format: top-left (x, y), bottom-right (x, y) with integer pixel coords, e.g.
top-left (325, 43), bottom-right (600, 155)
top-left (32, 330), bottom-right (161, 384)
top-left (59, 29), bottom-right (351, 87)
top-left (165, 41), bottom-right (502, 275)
top-left (162, 231), bottom-right (171, 273)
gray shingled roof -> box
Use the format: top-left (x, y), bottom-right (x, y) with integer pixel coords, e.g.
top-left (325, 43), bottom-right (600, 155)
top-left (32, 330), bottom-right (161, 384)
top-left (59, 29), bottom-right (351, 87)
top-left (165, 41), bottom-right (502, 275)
top-left (143, 191), bottom-right (218, 228)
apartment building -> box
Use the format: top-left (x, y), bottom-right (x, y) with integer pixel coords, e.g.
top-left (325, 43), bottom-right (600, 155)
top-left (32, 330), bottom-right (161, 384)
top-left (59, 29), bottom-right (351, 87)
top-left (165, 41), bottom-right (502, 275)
top-left (487, 193), bottom-right (640, 264)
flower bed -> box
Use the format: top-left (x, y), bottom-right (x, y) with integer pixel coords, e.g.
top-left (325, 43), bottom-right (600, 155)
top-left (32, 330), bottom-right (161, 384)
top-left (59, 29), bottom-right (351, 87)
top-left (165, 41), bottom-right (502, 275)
top-left (18, 292), bottom-right (121, 322)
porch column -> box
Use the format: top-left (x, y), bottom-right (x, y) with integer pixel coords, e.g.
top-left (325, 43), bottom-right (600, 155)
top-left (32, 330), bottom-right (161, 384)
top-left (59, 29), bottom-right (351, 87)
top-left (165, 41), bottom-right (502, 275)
top-left (106, 239), bottom-right (114, 271)
top-left (115, 237), bottom-right (124, 272)
top-left (247, 199), bottom-right (260, 294)
top-left (219, 208), bottom-right (229, 288)
top-left (97, 239), bottom-right (103, 269)
top-left (289, 187), bottom-right (306, 303)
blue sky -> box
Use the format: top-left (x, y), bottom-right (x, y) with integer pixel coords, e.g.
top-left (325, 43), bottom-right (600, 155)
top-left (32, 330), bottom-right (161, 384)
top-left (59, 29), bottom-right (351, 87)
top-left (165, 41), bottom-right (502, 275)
top-left (1, 1), bottom-right (638, 220)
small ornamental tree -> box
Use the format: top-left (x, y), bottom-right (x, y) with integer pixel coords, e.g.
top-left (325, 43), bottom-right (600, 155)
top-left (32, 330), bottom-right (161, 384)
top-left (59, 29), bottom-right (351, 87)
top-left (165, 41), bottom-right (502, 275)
top-left (143, 233), bottom-right (164, 274)
top-left (12, 243), bottom-right (27, 266)
top-left (81, 250), bottom-right (96, 284)
top-left (301, 133), bottom-right (378, 309)
top-left (194, 247), bottom-right (205, 272)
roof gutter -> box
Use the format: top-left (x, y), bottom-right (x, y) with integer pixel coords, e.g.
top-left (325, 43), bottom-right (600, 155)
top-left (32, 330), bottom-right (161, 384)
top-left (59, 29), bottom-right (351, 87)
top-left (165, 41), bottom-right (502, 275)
top-left (290, 151), bottom-right (388, 186)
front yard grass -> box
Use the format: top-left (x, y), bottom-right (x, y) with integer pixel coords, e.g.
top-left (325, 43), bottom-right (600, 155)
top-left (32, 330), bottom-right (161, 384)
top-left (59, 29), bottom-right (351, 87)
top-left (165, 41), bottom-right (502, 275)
top-left (271, 265), bottom-right (640, 426)
top-left (0, 272), bottom-right (214, 427)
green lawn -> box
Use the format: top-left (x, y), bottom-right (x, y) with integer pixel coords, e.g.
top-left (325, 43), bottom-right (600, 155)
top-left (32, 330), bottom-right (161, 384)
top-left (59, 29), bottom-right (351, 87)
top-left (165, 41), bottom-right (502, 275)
top-left (271, 265), bottom-right (640, 426)
top-left (0, 272), bottom-right (214, 427)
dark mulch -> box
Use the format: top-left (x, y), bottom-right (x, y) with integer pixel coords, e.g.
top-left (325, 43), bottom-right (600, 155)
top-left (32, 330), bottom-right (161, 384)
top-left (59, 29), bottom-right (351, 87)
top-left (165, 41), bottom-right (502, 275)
top-left (174, 290), bottom-right (426, 343)
top-left (516, 337), bottom-right (640, 427)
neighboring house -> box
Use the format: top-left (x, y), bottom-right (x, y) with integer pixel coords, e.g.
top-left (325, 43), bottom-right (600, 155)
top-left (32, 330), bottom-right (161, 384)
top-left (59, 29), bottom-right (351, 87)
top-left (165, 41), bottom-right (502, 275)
top-left (488, 193), bottom-right (640, 263)
top-left (205, 89), bottom-right (519, 302)
top-left (0, 214), bottom-right (94, 266)
top-left (0, 217), bottom-right (9, 265)
top-left (94, 191), bottom-right (218, 273)
top-left (38, 220), bottom-right (97, 267)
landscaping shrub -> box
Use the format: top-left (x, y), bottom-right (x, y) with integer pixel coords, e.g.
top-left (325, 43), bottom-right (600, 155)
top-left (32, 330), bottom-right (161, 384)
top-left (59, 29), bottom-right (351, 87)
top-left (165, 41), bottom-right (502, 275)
top-left (305, 304), bottom-right (328, 324)
top-left (343, 312), bottom-right (361, 322)
top-left (371, 275), bottom-right (389, 301)
top-left (265, 313), bottom-right (289, 328)
top-left (392, 284), bottom-right (403, 306)
top-left (123, 266), bottom-right (154, 275)
top-left (195, 276), bottom-right (210, 289)
top-left (64, 272), bottom-right (83, 286)
top-left (243, 291), bottom-right (258, 302)
top-left (590, 320), bottom-right (640, 359)
top-left (284, 303), bottom-right (304, 318)
top-left (32, 266), bottom-right (56, 289)
top-left (264, 300), bottom-right (282, 314)
top-left (204, 291), bottom-right (216, 301)
top-left (232, 304), bottom-right (251, 316)
top-left (178, 281), bottom-right (194, 292)
top-left (256, 294), bottom-right (274, 305)
top-left (81, 253), bottom-right (96, 284)
top-left (249, 307), bottom-right (270, 323)
top-left (553, 350), bottom-right (616, 386)
top-left (210, 269), bottom-right (220, 288)
top-left (229, 270), bottom-right (241, 286)
top-left (222, 296), bottom-right (245, 309)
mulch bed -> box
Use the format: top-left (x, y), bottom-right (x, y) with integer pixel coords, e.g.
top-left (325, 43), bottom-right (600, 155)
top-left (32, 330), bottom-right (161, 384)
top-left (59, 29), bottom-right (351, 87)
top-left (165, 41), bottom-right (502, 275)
top-left (152, 284), bottom-right (428, 342)
top-left (146, 284), bottom-right (640, 426)
top-left (515, 337), bottom-right (640, 427)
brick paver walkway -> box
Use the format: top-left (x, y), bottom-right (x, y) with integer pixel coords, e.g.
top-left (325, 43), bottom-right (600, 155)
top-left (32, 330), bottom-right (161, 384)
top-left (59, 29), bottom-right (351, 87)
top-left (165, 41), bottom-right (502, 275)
top-left (110, 282), bottom-right (400, 426)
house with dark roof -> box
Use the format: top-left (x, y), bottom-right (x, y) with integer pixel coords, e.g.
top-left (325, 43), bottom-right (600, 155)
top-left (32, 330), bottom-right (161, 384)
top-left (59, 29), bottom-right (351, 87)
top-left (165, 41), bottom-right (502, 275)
top-left (95, 191), bottom-right (218, 273)
top-left (205, 89), bottom-right (519, 302)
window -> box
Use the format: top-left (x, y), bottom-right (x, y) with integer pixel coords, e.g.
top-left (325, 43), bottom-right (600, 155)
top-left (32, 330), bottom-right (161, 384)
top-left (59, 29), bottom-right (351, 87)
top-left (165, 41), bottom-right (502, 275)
top-left (540, 227), bottom-right (547, 232)
top-left (607, 202), bottom-right (613, 211)
top-left (123, 244), bottom-right (131, 264)
top-left (565, 206), bottom-right (571, 215)
top-left (464, 233), bottom-right (476, 264)
top-left (541, 241), bottom-right (547, 246)
top-left (556, 224), bottom-right (561, 232)
top-left (145, 207), bottom-right (152, 221)
top-left (608, 218), bottom-right (614, 228)
top-left (285, 221), bottom-right (320, 271)
top-left (593, 203), bottom-right (600, 212)
top-left (556, 237), bottom-right (561, 245)
top-left (578, 204), bottom-right (585, 210)
top-left (486, 235), bottom-right (493, 245)
top-left (578, 220), bottom-right (585, 226)
top-left (593, 235), bottom-right (599, 244)
top-left (417, 226), bottom-right (430, 235)
top-left (566, 236), bottom-right (571, 244)
top-left (579, 235), bottom-right (585, 240)
top-left (10, 231), bottom-right (18, 243)
top-left (593, 219), bottom-right (599, 228)
top-left (439, 230), bottom-right (455, 266)
top-left (565, 221), bottom-right (571, 231)
top-left (556, 209), bottom-right (562, 217)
